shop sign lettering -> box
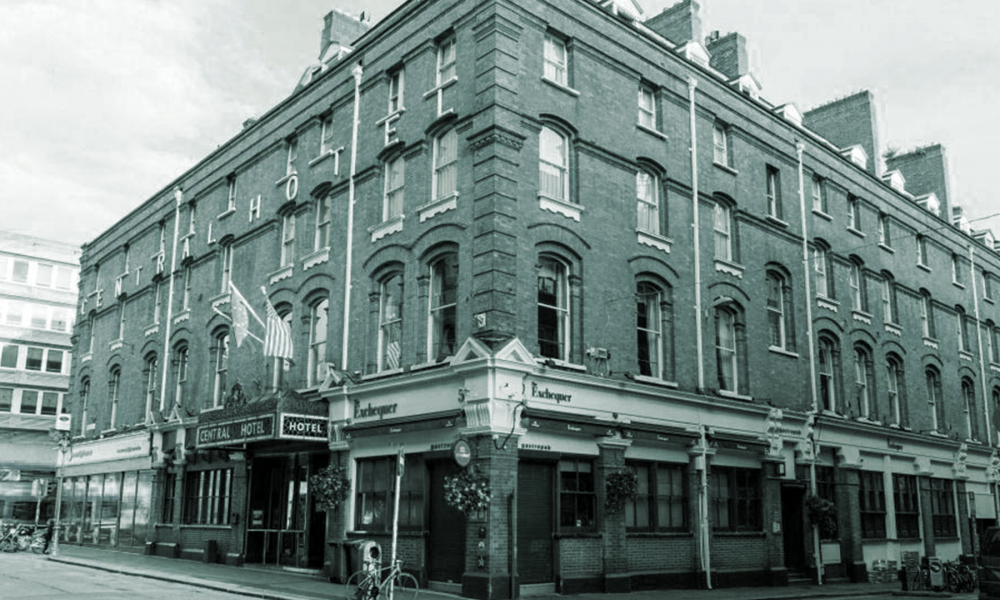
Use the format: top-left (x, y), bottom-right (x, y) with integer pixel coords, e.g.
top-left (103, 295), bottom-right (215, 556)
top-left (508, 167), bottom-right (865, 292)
top-left (531, 382), bottom-right (572, 403)
top-left (197, 415), bottom-right (274, 447)
top-left (354, 400), bottom-right (398, 420)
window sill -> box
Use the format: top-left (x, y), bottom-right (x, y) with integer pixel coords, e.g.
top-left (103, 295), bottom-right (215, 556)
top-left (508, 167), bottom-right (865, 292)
top-left (632, 374), bottom-right (678, 388)
top-left (953, 281), bottom-right (966, 290)
top-left (423, 75), bottom-right (458, 98)
top-left (553, 531), bottom-right (600, 539)
top-left (302, 247), bottom-right (330, 271)
top-left (626, 531), bottom-right (693, 538)
top-left (922, 337), bottom-right (939, 349)
top-left (990, 362), bottom-right (1000, 374)
top-left (110, 339), bottom-right (124, 352)
top-left (274, 173), bottom-right (296, 187)
top-left (210, 292), bottom-right (231, 310)
top-left (714, 259), bottom-right (744, 279)
top-left (538, 357), bottom-right (586, 372)
top-left (145, 324), bottom-right (160, 337)
top-left (878, 242), bottom-right (895, 254)
top-left (362, 367), bottom-right (404, 381)
top-left (768, 347), bottom-right (799, 359)
top-left (81, 352), bottom-right (93, 363)
top-left (637, 230), bottom-right (672, 254)
top-left (816, 296), bottom-right (839, 313)
top-left (636, 123), bottom-right (667, 141)
top-left (985, 296), bottom-right (995, 304)
top-left (812, 209), bottom-right (832, 222)
top-left (541, 76), bottom-right (580, 97)
top-left (917, 262), bottom-right (931, 273)
top-left (538, 194), bottom-right (583, 222)
top-left (369, 216), bottom-right (404, 242)
top-left (959, 350), bottom-right (974, 362)
top-left (217, 208), bottom-right (236, 221)
top-left (718, 389), bottom-right (752, 402)
top-left (884, 323), bottom-right (902, 336)
top-left (376, 108), bottom-right (406, 127)
top-left (173, 310), bottom-right (191, 325)
top-left (847, 226), bottom-right (865, 238)
top-left (851, 310), bottom-right (872, 325)
top-left (713, 162), bottom-right (737, 176)
top-left (309, 147), bottom-right (343, 169)
top-left (713, 531), bottom-right (766, 538)
top-left (179, 524), bottom-right (233, 530)
top-left (417, 193), bottom-right (458, 223)
top-left (269, 264), bottom-right (294, 284)
top-left (765, 214), bottom-right (789, 228)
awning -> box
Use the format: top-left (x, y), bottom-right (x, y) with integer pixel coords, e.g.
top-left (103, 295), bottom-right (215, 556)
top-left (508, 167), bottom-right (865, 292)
top-left (344, 410), bottom-right (463, 439)
top-left (710, 432), bottom-right (769, 452)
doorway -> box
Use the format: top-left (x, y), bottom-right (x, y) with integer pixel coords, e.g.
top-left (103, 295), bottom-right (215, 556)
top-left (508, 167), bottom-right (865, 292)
top-left (428, 460), bottom-right (466, 583)
top-left (781, 484), bottom-right (807, 571)
top-left (245, 453), bottom-right (327, 569)
top-left (517, 461), bottom-right (554, 585)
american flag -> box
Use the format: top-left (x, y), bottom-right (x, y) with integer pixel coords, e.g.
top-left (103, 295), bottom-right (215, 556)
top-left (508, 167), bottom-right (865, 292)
top-left (384, 321), bottom-right (400, 370)
top-left (263, 296), bottom-right (293, 362)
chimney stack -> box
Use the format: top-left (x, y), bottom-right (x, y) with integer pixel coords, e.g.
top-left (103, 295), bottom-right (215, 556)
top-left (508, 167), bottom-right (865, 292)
top-left (706, 31), bottom-right (749, 80)
top-left (885, 144), bottom-right (953, 221)
top-left (803, 91), bottom-right (883, 178)
top-left (645, 0), bottom-right (703, 45)
top-left (319, 9), bottom-right (371, 63)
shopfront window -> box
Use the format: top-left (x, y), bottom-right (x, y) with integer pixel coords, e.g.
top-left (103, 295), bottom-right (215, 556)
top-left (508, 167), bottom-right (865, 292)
top-left (559, 459), bottom-right (595, 531)
top-left (354, 456), bottom-right (424, 532)
top-left (184, 468), bottom-right (232, 526)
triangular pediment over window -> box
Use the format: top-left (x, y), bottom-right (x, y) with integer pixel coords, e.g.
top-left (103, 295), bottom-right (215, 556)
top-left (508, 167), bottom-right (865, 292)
top-left (451, 336), bottom-right (537, 366)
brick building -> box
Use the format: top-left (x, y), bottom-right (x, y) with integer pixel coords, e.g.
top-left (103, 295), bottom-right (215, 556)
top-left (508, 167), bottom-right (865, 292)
top-left (61, 0), bottom-right (999, 597)
top-left (0, 231), bottom-right (79, 523)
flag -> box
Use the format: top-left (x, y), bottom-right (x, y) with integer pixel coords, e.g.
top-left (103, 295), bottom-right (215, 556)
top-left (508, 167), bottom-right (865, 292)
top-left (230, 283), bottom-right (250, 348)
top-left (263, 293), bottom-right (294, 363)
top-left (385, 321), bottom-right (400, 370)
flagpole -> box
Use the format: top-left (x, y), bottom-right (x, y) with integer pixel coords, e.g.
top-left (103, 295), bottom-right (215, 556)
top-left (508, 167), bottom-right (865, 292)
top-left (229, 281), bottom-right (265, 327)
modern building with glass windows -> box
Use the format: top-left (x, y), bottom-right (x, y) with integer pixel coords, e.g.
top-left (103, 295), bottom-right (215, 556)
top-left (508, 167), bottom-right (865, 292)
top-left (64, 0), bottom-right (1000, 597)
top-left (0, 231), bottom-right (79, 524)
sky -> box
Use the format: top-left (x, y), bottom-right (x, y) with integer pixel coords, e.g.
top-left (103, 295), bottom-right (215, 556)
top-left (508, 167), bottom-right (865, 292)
top-left (1, 0), bottom-right (997, 248)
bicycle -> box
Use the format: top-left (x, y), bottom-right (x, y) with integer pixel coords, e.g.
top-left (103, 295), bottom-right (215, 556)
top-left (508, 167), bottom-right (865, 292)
top-left (347, 558), bottom-right (419, 600)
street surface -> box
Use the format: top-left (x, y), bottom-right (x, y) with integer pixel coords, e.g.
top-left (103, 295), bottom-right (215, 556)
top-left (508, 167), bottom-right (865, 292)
top-left (0, 551), bottom-right (254, 600)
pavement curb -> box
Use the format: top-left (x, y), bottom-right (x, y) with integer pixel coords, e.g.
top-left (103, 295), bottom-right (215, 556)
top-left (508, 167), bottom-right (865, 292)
top-left (47, 555), bottom-right (331, 600)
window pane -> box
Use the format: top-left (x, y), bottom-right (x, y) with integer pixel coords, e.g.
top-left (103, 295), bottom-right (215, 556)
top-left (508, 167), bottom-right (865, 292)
top-left (40, 392), bottom-right (59, 416)
top-left (0, 345), bottom-right (17, 369)
top-left (26, 347), bottom-right (43, 371)
top-left (36, 264), bottom-right (53, 286)
top-left (0, 388), bottom-right (12, 412)
top-left (20, 390), bottom-right (39, 414)
top-left (12, 260), bottom-right (29, 283)
top-left (46, 350), bottom-right (64, 373)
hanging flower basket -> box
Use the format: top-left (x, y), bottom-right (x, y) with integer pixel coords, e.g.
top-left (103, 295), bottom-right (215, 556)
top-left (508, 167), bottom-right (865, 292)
top-left (805, 494), bottom-right (838, 539)
top-left (444, 466), bottom-right (492, 516)
top-left (310, 465), bottom-right (351, 512)
top-left (604, 469), bottom-right (638, 515)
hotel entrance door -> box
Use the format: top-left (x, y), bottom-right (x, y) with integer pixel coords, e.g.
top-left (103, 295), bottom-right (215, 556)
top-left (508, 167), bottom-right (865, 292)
top-left (245, 453), bottom-right (327, 569)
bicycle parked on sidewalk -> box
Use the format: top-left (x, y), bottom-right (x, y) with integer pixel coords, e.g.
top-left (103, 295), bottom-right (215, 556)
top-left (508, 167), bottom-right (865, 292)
top-left (346, 557), bottom-right (419, 600)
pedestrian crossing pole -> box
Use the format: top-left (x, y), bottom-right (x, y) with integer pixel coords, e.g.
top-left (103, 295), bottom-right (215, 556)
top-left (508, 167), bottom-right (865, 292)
top-left (390, 446), bottom-right (404, 600)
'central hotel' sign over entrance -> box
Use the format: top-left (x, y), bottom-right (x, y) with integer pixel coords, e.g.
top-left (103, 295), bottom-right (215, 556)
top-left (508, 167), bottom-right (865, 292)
top-left (197, 413), bottom-right (329, 448)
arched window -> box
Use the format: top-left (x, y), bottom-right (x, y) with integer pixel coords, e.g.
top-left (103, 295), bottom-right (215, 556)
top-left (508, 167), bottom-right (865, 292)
top-left (309, 299), bottom-right (329, 383)
top-left (79, 378), bottom-right (90, 437)
top-left (715, 303), bottom-right (746, 395)
top-left (636, 169), bottom-right (660, 235)
top-left (433, 128), bottom-right (458, 200)
top-left (636, 281), bottom-right (673, 380)
top-left (766, 270), bottom-right (794, 351)
top-left (539, 127), bottom-right (568, 202)
top-left (854, 345), bottom-right (875, 420)
top-left (383, 156), bottom-right (405, 221)
top-left (109, 366), bottom-right (122, 429)
top-left (173, 343), bottom-right (189, 410)
top-left (926, 367), bottom-right (944, 433)
top-left (144, 353), bottom-right (158, 415)
top-left (963, 378), bottom-right (979, 441)
top-left (538, 256), bottom-right (569, 360)
top-left (886, 355), bottom-right (905, 427)
top-left (428, 253), bottom-right (458, 360)
top-left (213, 331), bottom-right (230, 408)
top-left (378, 276), bottom-right (403, 371)
top-left (818, 336), bottom-right (839, 413)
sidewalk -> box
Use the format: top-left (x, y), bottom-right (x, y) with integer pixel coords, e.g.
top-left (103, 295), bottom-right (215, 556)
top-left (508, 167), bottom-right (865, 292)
top-left (46, 544), bottom-right (922, 600)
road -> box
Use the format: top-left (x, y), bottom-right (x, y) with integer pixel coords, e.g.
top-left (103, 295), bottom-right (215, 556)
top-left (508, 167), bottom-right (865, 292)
top-left (0, 551), bottom-right (254, 600)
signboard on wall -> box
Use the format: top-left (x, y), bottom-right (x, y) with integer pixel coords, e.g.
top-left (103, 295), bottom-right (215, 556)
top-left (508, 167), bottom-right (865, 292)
top-left (279, 414), bottom-right (327, 441)
top-left (64, 433), bottom-right (151, 467)
top-left (196, 414), bottom-right (275, 448)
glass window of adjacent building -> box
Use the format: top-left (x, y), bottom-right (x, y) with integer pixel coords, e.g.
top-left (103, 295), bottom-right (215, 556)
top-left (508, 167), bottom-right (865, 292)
top-left (0, 344), bottom-right (18, 369)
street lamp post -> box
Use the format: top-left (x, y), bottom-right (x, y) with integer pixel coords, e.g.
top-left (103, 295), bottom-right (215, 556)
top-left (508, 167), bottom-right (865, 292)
top-left (48, 427), bottom-right (71, 557)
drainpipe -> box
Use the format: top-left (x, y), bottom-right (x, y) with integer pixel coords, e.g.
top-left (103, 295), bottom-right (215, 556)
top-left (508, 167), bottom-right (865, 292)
top-left (688, 77), bottom-right (704, 392)
top-left (698, 425), bottom-right (712, 589)
top-left (970, 245), bottom-right (992, 447)
top-left (342, 63), bottom-right (363, 371)
top-left (796, 143), bottom-right (823, 585)
top-left (155, 186), bottom-right (183, 416)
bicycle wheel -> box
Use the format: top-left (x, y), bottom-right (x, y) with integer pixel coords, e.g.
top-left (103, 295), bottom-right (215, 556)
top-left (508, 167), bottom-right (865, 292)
top-left (346, 570), bottom-right (378, 600)
top-left (0, 539), bottom-right (15, 553)
top-left (389, 572), bottom-right (419, 600)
